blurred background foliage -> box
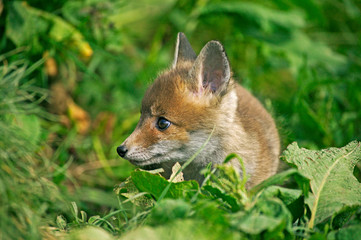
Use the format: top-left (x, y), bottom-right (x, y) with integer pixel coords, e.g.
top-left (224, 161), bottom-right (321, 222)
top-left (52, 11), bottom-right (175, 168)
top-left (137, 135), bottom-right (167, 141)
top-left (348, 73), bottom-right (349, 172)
top-left (0, 0), bottom-right (360, 238)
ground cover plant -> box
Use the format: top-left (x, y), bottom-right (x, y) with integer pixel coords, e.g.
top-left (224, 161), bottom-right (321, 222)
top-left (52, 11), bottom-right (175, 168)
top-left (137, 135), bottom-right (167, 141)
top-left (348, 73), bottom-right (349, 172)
top-left (0, 0), bottom-right (360, 239)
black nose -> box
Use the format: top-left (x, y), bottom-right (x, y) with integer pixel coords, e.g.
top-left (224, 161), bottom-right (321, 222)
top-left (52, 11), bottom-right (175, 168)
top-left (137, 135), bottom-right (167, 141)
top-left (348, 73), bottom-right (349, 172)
top-left (117, 145), bottom-right (128, 157)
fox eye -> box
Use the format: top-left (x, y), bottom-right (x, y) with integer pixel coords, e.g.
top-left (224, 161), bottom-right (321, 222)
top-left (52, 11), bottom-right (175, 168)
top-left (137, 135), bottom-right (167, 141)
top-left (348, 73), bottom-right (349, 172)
top-left (156, 117), bottom-right (171, 130)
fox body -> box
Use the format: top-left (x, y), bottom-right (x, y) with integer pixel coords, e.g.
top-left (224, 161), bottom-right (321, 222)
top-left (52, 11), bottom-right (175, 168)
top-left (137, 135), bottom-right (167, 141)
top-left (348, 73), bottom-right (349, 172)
top-left (117, 33), bottom-right (280, 188)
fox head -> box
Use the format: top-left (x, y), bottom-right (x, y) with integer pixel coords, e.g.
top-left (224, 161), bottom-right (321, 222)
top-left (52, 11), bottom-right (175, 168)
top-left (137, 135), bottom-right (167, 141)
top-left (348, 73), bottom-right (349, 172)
top-left (117, 33), bottom-right (238, 177)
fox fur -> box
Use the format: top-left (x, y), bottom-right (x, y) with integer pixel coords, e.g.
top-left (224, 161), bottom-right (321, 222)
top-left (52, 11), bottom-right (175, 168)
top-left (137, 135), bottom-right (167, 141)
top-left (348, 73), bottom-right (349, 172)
top-left (117, 33), bottom-right (280, 188)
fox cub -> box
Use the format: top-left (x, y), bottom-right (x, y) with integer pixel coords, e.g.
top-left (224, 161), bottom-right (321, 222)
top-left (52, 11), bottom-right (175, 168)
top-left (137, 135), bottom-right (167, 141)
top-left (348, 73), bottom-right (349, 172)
top-left (117, 33), bottom-right (280, 188)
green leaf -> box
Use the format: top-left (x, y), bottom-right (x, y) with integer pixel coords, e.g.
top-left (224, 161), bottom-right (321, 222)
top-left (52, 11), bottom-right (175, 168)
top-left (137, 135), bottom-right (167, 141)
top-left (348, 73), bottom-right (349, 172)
top-left (223, 153), bottom-right (247, 190)
top-left (8, 2), bottom-right (93, 58)
top-left (230, 198), bottom-right (294, 239)
top-left (6, 2), bottom-right (48, 48)
top-left (115, 177), bottom-right (153, 208)
top-left (200, 2), bottom-right (305, 31)
top-left (66, 226), bottom-right (114, 240)
top-left (146, 199), bottom-right (192, 226)
top-left (331, 205), bottom-right (359, 230)
top-left (88, 215), bottom-right (101, 225)
top-left (56, 215), bottom-right (67, 230)
top-left (328, 225), bottom-right (361, 240)
top-left (202, 185), bottom-right (240, 212)
top-left (199, 2), bottom-right (346, 73)
top-left (193, 199), bottom-right (230, 225)
top-left (119, 219), bottom-right (243, 240)
top-left (261, 186), bottom-right (305, 222)
top-left (250, 168), bottom-right (310, 197)
top-left (204, 164), bottom-right (250, 208)
top-left (275, 31), bottom-right (347, 74)
top-left (283, 141), bottom-right (361, 228)
top-left (131, 170), bottom-right (199, 200)
top-left (105, 0), bottom-right (178, 30)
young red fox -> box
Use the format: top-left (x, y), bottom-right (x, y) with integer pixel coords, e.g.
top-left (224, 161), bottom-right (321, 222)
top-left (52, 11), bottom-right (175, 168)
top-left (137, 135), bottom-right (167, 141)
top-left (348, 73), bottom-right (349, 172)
top-left (117, 33), bottom-right (280, 188)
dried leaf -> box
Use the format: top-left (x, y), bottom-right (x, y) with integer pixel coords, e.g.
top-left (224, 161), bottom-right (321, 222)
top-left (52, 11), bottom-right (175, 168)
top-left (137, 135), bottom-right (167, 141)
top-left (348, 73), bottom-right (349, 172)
top-left (43, 51), bottom-right (58, 77)
top-left (169, 162), bottom-right (184, 183)
top-left (68, 99), bottom-right (90, 134)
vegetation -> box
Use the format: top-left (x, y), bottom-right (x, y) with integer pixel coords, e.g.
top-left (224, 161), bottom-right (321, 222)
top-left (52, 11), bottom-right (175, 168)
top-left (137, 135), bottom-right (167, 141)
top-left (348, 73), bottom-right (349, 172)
top-left (0, 0), bottom-right (360, 239)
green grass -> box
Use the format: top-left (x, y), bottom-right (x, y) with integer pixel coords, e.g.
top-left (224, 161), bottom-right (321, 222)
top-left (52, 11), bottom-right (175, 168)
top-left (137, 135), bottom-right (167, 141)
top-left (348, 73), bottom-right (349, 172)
top-left (0, 0), bottom-right (360, 239)
top-left (0, 56), bottom-right (68, 239)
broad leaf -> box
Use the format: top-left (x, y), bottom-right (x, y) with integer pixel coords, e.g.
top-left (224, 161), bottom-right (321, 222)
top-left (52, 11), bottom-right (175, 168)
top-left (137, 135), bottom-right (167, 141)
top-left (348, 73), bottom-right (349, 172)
top-left (131, 170), bottom-right (199, 200)
top-left (328, 225), bottom-right (361, 240)
top-left (147, 199), bottom-right (192, 226)
top-left (331, 205), bottom-right (359, 229)
top-left (261, 186), bottom-right (305, 222)
top-left (6, 2), bottom-right (48, 48)
top-left (193, 199), bottom-right (230, 225)
top-left (283, 141), bottom-right (361, 228)
top-left (250, 168), bottom-right (310, 197)
top-left (230, 198), bottom-right (294, 239)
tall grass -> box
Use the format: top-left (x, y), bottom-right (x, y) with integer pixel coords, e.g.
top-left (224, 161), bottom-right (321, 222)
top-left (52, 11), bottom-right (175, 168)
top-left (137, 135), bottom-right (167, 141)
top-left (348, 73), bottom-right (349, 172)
top-left (0, 54), bottom-right (69, 239)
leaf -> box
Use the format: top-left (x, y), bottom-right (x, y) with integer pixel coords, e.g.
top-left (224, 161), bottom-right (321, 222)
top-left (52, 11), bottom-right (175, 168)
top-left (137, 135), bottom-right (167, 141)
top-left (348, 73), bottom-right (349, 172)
top-left (56, 215), bottom-right (67, 230)
top-left (328, 225), bottom-right (361, 240)
top-left (200, 2), bottom-right (305, 31)
top-left (250, 168), bottom-right (310, 197)
top-left (146, 199), bottom-right (192, 226)
top-left (119, 219), bottom-right (243, 240)
top-left (43, 51), bottom-right (58, 77)
top-left (169, 162), bottom-right (184, 183)
top-left (230, 198), bottom-right (294, 239)
top-left (8, 2), bottom-right (93, 59)
top-left (202, 185), bottom-right (240, 212)
top-left (6, 2), bottom-right (48, 48)
top-left (68, 99), bottom-right (91, 135)
top-left (261, 186), bottom-right (305, 222)
top-left (331, 205), bottom-right (359, 229)
top-left (105, 0), bottom-right (178, 30)
top-left (283, 141), bottom-right (361, 228)
top-left (88, 215), bottom-right (101, 225)
top-left (204, 164), bottom-right (250, 209)
top-left (46, 12), bottom-right (93, 59)
top-left (115, 177), bottom-right (153, 208)
top-left (223, 153), bottom-right (247, 190)
top-left (193, 199), bottom-right (230, 225)
top-left (199, 2), bottom-right (346, 73)
top-left (275, 31), bottom-right (347, 74)
top-left (66, 226), bottom-right (114, 240)
top-left (131, 170), bottom-right (199, 200)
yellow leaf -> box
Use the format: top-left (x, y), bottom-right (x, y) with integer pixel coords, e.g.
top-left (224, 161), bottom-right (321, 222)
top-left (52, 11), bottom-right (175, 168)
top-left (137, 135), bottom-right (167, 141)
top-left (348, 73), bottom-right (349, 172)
top-left (43, 51), bottom-right (58, 77)
top-left (68, 99), bottom-right (90, 135)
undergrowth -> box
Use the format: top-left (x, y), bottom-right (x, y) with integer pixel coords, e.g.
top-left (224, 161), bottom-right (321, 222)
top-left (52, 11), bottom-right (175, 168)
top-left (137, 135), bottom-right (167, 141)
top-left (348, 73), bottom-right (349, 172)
top-left (0, 0), bottom-right (360, 239)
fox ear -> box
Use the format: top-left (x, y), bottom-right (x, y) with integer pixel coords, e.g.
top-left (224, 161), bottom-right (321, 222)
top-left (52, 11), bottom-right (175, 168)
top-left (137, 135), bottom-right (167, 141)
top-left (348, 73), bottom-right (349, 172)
top-left (172, 32), bottom-right (197, 68)
top-left (189, 41), bottom-right (230, 94)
